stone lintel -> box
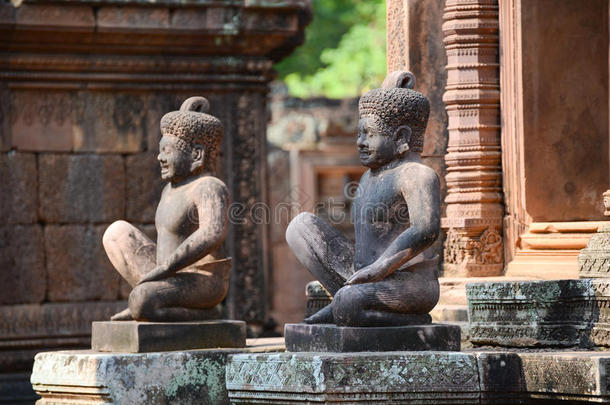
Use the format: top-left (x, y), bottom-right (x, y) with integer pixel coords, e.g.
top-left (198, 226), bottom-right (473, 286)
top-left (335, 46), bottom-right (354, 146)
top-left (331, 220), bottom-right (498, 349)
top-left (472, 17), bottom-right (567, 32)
top-left (32, 339), bottom-right (283, 405)
top-left (227, 350), bottom-right (610, 404)
top-left (91, 320), bottom-right (246, 353)
top-left (284, 323), bottom-right (461, 352)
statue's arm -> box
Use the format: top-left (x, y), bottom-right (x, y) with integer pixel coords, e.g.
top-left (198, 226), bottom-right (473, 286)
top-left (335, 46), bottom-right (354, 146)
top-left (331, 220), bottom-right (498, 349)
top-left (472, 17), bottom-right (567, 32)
top-left (139, 179), bottom-right (229, 283)
top-left (347, 165), bottom-right (440, 284)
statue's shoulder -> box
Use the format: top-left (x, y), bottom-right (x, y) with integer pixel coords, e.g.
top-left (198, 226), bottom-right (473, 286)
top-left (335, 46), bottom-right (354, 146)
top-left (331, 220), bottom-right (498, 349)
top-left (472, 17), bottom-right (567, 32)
top-left (398, 160), bottom-right (438, 184)
top-left (193, 175), bottom-right (229, 196)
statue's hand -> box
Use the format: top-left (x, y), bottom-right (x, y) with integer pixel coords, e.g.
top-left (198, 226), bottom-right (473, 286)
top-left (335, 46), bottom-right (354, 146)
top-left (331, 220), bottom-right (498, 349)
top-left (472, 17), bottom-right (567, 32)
top-left (137, 264), bottom-right (170, 284)
top-left (345, 263), bottom-right (386, 285)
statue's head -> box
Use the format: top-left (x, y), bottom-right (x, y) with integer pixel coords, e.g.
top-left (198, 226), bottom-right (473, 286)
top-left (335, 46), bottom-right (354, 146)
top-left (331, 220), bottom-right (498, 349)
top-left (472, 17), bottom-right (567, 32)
top-left (158, 96), bottom-right (223, 183)
top-left (357, 71), bottom-right (430, 169)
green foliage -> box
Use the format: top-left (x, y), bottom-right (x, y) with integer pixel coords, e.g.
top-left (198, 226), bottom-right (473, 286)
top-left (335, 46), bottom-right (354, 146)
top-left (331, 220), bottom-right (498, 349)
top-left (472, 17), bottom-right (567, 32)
top-left (275, 0), bottom-right (386, 99)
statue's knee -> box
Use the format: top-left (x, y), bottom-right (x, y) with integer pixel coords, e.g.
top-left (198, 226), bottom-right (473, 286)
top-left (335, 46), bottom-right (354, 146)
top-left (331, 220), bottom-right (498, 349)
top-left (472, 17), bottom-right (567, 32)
top-left (128, 285), bottom-right (157, 321)
top-left (332, 286), bottom-right (365, 326)
top-left (102, 220), bottom-right (131, 248)
top-left (286, 212), bottom-right (317, 247)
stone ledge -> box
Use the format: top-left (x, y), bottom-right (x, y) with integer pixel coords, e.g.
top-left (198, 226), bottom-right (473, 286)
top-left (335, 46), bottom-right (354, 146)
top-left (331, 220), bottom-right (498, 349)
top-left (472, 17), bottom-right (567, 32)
top-left (227, 350), bottom-right (610, 404)
top-left (92, 320), bottom-right (246, 353)
top-left (32, 339), bottom-right (283, 405)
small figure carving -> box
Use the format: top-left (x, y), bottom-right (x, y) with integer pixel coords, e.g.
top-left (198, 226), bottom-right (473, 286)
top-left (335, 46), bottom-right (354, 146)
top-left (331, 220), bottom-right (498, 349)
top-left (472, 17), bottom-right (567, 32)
top-left (103, 97), bottom-right (231, 322)
top-left (286, 71), bottom-right (441, 327)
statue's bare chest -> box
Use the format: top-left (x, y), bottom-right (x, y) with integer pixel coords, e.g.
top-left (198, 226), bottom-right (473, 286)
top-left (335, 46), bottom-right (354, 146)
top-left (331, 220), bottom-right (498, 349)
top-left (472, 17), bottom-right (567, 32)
top-left (155, 188), bottom-right (196, 236)
top-left (352, 173), bottom-right (410, 231)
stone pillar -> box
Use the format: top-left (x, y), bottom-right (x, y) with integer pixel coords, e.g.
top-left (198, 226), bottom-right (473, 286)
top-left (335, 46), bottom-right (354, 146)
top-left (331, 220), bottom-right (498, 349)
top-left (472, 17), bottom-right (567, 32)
top-left (386, 0), bottom-right (448, 259)
top-left (0, 0), bottom-right (309, 400)
top-left (441, 0), bottom-right (503, 277)
top-left (499, 0), bottom-right (609, 279)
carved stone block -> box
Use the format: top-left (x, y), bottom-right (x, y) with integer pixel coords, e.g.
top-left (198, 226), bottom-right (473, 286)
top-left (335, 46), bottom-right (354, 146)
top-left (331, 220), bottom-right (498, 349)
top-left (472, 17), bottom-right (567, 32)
top-left (0, 225), bottom-right (45, 305)
top-left (45, 225), bottom-right (119, 302)
top-left (226, 352), bottom-right (481, 404)
top-left (304, 281), bottom-right (331, 318)
top-left (0, 153), bottom-right (37, 224)
top-left (467, 279), bottom-right (610, 347)
top-left (284, 323), bottom-right (461, 352)
top-left (92, 320), bottom-right (246, 353)
top-left (39, 154), bottom-right (125, 223)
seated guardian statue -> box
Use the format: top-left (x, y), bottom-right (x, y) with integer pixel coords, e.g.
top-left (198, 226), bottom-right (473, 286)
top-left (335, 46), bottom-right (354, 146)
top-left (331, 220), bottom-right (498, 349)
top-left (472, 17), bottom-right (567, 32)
top-left (286, 71), bottom-right (441, 327)
top-left (103, 96), bottom-right (231, 322)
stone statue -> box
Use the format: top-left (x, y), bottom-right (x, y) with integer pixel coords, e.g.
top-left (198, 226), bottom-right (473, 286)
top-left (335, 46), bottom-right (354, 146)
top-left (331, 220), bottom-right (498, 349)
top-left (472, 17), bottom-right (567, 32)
top-left (103, 96), bottom-right (231, 322)
top-left (286, 71), bottom-right (441, 327)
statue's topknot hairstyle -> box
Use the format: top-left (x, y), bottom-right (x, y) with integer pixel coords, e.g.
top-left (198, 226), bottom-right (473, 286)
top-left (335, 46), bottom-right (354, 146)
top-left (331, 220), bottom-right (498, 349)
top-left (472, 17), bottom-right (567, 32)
top-left (160, 96), bottom-right (223, 172)
top-left (358, 71), bottom-right (430, 153)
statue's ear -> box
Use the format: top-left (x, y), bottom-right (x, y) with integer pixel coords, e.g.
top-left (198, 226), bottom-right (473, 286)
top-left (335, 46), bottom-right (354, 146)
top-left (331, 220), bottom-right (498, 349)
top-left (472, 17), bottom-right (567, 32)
top-left (191, 145), bottom-right (205, 171)
top-left (394, 125), bottom-right (411, 144)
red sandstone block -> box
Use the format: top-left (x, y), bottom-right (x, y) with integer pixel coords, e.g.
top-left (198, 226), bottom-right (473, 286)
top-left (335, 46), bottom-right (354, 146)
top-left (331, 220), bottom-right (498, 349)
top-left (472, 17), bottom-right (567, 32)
top-left (0, 225), bottom-right (45, 305)
top-left (0, 152), bottom-right (37, 224)
top-left (10, 91), bottom-right (73, 152)
top-left (125, 153), bottom-right (164, 223)
top-left (0, 85), bottom-right (10, 151)
top-left (45, 225), bottom-right (119, 302)
top-left (38, 154), bottom-right (125, 223)
top-left (72, 92), bottom-right (147, 153)
top-left (15, 4), bottom-right (94, 29)
top-left (97, 6), bottom-right (169, 30)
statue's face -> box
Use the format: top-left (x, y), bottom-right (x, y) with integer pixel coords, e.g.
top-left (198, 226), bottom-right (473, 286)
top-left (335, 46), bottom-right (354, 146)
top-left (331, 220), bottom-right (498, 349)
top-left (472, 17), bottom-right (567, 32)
top-left (158, 135), bottom-right (192, 183)
top-left (357, 116), bottom-right (397, 169)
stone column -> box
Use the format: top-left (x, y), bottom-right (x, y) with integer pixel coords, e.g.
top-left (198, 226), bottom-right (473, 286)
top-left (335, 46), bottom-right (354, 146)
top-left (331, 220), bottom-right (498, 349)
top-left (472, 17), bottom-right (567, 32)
top-left (441, 0), bottom-right (503, 277)
top-left (0, 0), bottom-right (309, 400)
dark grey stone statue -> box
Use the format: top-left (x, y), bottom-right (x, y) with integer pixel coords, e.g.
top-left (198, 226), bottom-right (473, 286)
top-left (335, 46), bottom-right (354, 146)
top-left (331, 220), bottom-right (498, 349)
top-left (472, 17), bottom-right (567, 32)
top-left (286, 71), bottom-right (441, 327)
top-left (103, 97), bottom-right (231, 322)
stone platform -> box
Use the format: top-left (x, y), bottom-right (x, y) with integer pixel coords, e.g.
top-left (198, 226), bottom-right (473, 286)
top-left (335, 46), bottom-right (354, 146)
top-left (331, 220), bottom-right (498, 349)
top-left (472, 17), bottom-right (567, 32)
top-left (285, 323), bottom-right (461, 352)
top-left (91, 320), bottom-right (246, 353)
top-left (467, 279), bottom-right (610, 347)
top-left (226, 350), bottom-right (610, 404)
top-left (31, 338), bottom-right (284, 405)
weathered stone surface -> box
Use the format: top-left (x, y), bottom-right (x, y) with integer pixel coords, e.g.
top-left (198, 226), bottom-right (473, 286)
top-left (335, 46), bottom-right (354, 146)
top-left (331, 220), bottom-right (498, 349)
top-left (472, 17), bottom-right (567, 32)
top-left (285, 322), bottom-right (461, 352)
top-left (478, 351), bottom-right (610, 403)
top-left (226, 352), bottom-right (481, 404)
top-left (72, 92), bottom-right (147, 153)
top-left (125, 153), bottom-right (164, 223)
top-left (32, 339), bottom-right (284, 405)
top-left (10, 90), bottom-right (74, 152)
top-left (45, 225), bottom-right (119, 302)
top-left (0, 225), bottom-right (45, 305)
top-left (91, 320), bottom-right (246, 353)
top-left (0, 84), bottom-right (10, 151)
top-left (579, 198), bottom-right (610, 279)
top-left (467, 279), bottom-right (610, 347)
top-left (38, 154), bottom-right (125, 223)
top-left (0, 153), bottom-right (37, 224)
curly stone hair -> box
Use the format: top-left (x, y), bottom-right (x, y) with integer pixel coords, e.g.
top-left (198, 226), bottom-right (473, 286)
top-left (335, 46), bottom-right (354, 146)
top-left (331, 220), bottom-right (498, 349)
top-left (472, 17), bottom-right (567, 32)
top-left (358, 71), bottom-right (430, 153)
top-left (160, 96), bottom-right (223, 172)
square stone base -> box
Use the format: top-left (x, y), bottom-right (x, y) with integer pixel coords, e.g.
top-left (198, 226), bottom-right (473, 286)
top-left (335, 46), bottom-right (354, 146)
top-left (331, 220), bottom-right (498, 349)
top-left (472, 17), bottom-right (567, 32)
top-left (91, 320), bottom-right (246, 353)
top-left (284, 323), bottom-right (461, 352)
top-left (31, 338), bottom-right (284, 405)
top-left (226, 350), bottom-right (610, 404)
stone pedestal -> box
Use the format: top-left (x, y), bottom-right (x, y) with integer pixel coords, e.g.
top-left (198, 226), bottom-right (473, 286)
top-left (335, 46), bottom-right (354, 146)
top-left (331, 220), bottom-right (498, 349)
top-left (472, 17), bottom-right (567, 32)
top-left (284, 323), bottom-right (461, 352)
top-left (91, 320), bottom-right (246, 353)
top-left (467, 279), bottom-right (610, 348)
top-left (31, 338), bottom-right (284, 405)
top-left (226, 350), bottom-right (610, 404)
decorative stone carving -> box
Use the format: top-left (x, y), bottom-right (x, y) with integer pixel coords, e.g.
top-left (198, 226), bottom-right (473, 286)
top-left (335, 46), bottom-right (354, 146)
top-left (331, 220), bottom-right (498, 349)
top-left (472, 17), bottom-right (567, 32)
top-left (579, 191), bottom-right (610, 279)
top-left (286, 71), bottom-right (442, 327)
top-left (102, 97), bottom-right (232, 323)
top-left (467, 278), bottom-right (610, 348)
top-left (441, 0), bottom-right (503, 277)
